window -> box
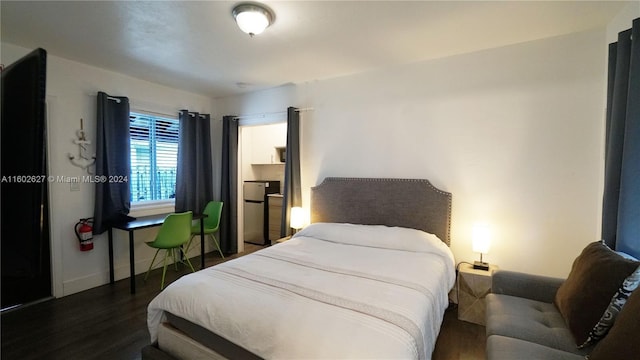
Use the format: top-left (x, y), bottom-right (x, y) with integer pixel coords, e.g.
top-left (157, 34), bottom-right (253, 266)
top-left (129, 112), bottom-right (179, 204)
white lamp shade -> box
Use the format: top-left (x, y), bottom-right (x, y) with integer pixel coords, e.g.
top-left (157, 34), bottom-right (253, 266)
top-left (290, 207), bottom-right (305, 230)
top-left (233, 4), bottom-right (273, 36)
top-left (472, 223), bottom-right (491, 254)
top-left (235, 11), bottom-right (269, 35)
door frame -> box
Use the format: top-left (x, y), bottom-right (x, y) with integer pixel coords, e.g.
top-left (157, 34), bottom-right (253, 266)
top-left (236, 116), bottom-right (287, 252)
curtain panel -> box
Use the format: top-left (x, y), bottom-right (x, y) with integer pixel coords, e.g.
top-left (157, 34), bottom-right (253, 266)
top-left (93, 92), bottom-right (131, 234)
top-left (175, 110), bottom-right (214, 214)
top-left (220, 116), bottom-right (239, 254)
top-left (602, 18), bottom-right (640, 258)
top-left (281, 107), bottom-right (302, 237)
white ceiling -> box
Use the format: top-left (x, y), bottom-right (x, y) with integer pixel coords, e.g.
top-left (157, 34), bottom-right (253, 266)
top-left (1, 1), bottom-right (629, 98)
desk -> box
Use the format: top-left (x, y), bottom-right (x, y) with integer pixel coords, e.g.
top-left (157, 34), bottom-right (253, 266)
top-left (107, 213), bottom-right (207, 294)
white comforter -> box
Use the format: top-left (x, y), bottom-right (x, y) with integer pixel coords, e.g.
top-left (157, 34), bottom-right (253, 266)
top-left (148, 223), bottom-right (456, 359)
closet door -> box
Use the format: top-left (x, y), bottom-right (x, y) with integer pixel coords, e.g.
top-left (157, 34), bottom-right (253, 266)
top-left (1, 48), bottom-right (52, 309)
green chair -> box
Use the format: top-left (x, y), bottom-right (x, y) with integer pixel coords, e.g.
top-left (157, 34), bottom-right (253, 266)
top-left (186, 201), bottom-right (224, 259)
top-left (144, 211), bottom-right (195, 290)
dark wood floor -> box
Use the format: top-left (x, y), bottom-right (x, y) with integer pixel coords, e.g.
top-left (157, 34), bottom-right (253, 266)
top-left (433, 305), bottom-right (487, 360)
top-left (1, 244), bottom-right (485, 360)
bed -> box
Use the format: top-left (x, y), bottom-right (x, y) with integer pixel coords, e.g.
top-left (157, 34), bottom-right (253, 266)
top-left (144, 177), bottom-right (454, 360)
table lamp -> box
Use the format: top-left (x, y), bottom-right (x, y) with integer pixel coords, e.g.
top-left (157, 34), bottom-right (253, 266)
top-left (290, 207), bottom-right (305, 234)
top-left (472, 222), bottom-right (491, 271)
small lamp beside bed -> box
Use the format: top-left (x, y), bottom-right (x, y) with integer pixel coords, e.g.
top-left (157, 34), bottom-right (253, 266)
top-left (472, 222), bottom-right (491, 271)
top-left (290, 206), bottom-right (305, 234)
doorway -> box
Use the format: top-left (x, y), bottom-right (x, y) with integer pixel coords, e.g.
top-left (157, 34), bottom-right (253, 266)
top-left (238, 122), bottom-right (287, 252)
top-left (1, 48), bottom-right (53, 310)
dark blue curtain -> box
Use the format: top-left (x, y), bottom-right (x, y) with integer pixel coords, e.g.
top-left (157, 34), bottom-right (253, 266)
top-left (602, 18), bottom-right (640, 258)
top-left (93, 92), bottom-right (131, 234)
top-left (175, 110), bottom-right (213, 214)
top-left (281, 107), bottom-right (302, 237)
top-left (220, 116), bottom-right (238, 254)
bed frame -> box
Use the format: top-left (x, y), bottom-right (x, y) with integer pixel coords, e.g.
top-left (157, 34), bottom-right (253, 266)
top-left (142, 177), bottom-right (453, 360)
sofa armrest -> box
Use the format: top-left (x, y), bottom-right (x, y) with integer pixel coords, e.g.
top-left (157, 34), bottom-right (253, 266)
top-left (491, 270), bottom-right (565, 303)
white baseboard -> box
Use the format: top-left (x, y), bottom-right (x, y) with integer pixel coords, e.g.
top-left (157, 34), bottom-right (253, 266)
top-left (62, 244), bottom-right (214, 296)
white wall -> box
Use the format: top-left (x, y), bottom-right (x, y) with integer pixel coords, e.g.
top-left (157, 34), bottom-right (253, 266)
top-left (241, 123), bottom-right (287, 185)
top-left (211, 85), bottom-right (295, 196)
top-left (1, 42), bottom-right (214, 296)
top-left (219, 29), bottom-right (607, 278)
top-left (606, 2), bottom-right (639, 43)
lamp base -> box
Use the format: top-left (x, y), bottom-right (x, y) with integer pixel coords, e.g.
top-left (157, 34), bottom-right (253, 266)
top-left (473, 261), bottom-right (490, 271)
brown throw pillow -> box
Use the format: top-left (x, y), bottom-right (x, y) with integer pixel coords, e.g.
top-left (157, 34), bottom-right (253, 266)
top-left (588, 288), bottom-right (640, 359)
top-left (554, 241), bottom-right (639, 346)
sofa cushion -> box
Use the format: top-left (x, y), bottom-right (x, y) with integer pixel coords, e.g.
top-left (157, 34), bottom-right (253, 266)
top-left (583, 265), bottom-right (640, 346)
top-left (486, 294), bottom-right (590, 355)
top-left (553, 241), bottom-right (639, 346)
top-left (588, 288), bottom-right (640, 360)
top-left (487, 335), bottom-right (585, 360)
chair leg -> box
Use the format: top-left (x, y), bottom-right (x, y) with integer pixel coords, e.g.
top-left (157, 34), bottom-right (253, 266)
top-left (184, 234), bottom-right (196, 255)
top-left (172, 248), bottom-right (179, 271)
top-left (183, 255), bottom-right (196, 273)
top-left (145, 249), bottom-right (161, 282)
top-left (210, 234), bottom-right (225, 259)
top-left (160, 250), bottom-right (169, 290)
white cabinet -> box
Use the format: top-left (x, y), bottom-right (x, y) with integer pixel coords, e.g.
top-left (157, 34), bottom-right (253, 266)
top-left (247, 123), bottom-right (287, 164)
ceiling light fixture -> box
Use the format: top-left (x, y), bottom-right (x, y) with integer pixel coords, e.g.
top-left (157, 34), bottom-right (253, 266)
top-left (232, 3), bottom-right (274, 37)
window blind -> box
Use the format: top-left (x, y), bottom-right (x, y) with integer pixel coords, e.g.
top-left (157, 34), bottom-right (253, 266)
top-left (129, 112), bottom-right (179, 202)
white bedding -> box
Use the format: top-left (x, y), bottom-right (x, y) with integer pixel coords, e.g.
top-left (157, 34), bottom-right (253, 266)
top-left (147, 223), bottom-right (456, 359)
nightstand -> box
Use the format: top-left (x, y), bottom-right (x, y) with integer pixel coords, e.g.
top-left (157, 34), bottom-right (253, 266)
top-left (457, 262), bottom-right (498, 325)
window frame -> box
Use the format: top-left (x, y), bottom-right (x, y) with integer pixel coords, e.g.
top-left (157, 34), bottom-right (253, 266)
top-left (128, 110), bottom-right (179, 212)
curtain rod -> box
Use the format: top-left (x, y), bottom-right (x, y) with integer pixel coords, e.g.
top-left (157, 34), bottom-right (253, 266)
top-left (87, 93), bottom-right (124, 103)
top-left (131, 107), bottom-right (176, 119)
top-left (89, 93), bottom-right (190, 119)
top-left (129, 108), bottom-right (208, 120)
top-left (232, 107), bottom-right (313, 120)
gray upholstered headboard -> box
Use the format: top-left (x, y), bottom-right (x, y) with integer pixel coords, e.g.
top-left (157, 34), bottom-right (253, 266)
top-left (310, 177), bottom-right (452, 245)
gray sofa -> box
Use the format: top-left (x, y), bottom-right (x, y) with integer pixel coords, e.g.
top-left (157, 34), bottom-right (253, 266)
top-left (485, 270), bottom-right (591, 360)
top-left (485, 242), bottom-right (640, 360)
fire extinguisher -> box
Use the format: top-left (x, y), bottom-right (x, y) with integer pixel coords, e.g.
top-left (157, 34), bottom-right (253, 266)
top-left (75, 218), bottom-right (94, 251)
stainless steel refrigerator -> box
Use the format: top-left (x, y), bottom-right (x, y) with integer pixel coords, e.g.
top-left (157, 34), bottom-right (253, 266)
top-left (243, 180), bottom-right (280, 245)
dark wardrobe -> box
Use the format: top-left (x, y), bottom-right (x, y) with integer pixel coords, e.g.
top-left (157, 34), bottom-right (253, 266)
top-left (1, 48), bottom-right (52, 309)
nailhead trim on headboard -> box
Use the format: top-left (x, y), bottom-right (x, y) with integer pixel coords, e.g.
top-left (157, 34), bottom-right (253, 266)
top-left (310, 177), bottom-right (452, 245)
